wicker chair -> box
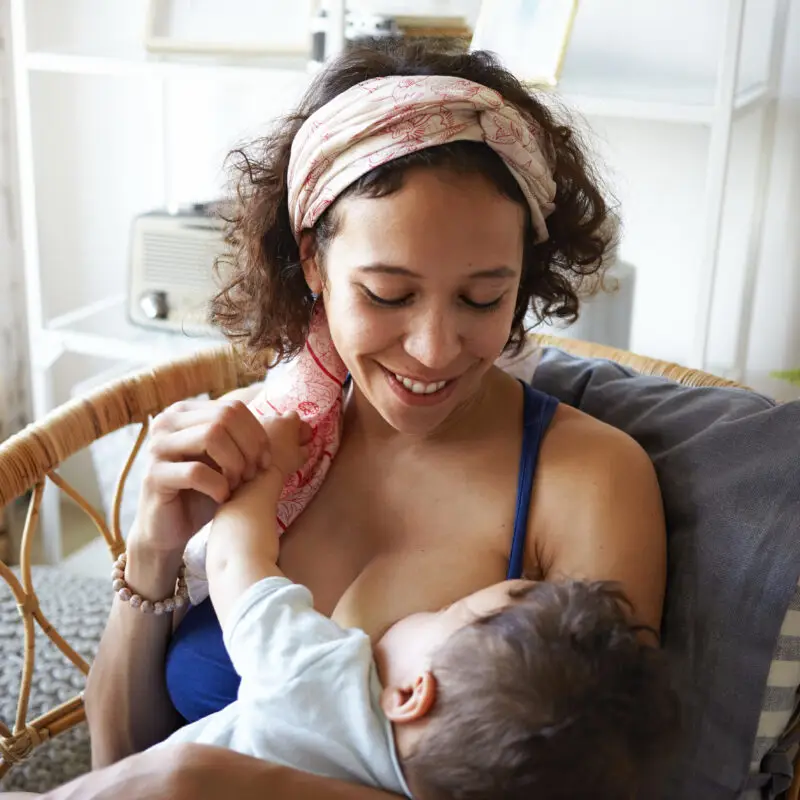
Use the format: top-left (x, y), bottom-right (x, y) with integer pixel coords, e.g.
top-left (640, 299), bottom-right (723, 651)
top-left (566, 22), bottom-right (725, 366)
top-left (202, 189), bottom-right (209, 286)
top-left (0, 337), bottom-right (794, 796)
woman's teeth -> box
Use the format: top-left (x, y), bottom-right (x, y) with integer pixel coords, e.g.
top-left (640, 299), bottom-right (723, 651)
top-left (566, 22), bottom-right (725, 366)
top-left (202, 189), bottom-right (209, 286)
top-left (394, 373), bottom-right (449, 395)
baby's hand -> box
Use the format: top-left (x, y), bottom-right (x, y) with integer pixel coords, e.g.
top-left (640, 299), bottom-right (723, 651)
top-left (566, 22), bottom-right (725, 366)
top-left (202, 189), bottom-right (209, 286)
top-left (223, 411), bottom-right (312, 508)
top-left (205, 412), bottom-right (308, 620)
top-left (261, 411), bottom-right (313, 479)
top-left (208, 412), bottom-right (311, 571)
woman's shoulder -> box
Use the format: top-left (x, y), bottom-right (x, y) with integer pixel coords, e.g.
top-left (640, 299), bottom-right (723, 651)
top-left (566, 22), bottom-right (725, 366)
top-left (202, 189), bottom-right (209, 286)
top-left (486, 371), bottom-right (655, 498)
top-left (529, 402), bottom-right (667, 630)
top-left (543, 401), bottom-right (651, 474)
top-left (533, 400), bottom-right (664, 560)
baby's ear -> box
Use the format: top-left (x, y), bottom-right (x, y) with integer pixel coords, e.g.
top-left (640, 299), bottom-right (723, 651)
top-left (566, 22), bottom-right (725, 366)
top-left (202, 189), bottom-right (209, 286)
top-left (381, 672), bottom-right (437, 724)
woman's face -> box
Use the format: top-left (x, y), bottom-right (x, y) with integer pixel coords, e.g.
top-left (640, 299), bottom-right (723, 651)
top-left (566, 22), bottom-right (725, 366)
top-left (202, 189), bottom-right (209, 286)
top-left (304, 167), bottom-right (526, 436)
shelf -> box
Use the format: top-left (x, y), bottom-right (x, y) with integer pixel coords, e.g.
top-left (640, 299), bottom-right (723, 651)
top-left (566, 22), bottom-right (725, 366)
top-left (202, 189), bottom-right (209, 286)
top-left (37, 296), bottom-right (226, 365)
top-left (733, 82), bottom-right (772, 117)
top-left (26, 49), bottom-right (314, 81)
top-left (25, 49), bottom-right (773, 126)
top-left (554, 77), bottom-right (770, 125)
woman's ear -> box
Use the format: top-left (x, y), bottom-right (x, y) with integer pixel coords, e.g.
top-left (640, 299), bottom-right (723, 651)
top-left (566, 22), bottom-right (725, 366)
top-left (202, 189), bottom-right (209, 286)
top-left (381, 672), bottom-right (437, 725)
top-left (299, 232), bottom-right (324, 295)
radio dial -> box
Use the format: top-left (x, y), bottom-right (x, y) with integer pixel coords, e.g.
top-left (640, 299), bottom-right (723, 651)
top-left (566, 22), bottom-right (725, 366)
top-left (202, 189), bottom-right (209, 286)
top-left (140, 290), bottom-right (169, 321)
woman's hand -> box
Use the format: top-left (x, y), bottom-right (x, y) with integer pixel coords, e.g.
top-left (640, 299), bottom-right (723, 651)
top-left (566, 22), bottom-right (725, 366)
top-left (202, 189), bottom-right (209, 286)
top-left (130, 398), bottom-right (272, 557)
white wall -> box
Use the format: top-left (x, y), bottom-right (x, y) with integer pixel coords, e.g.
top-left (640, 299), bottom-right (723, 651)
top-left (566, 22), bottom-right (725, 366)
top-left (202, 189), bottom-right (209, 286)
top-left (24, 0), bottom-right (800, 386)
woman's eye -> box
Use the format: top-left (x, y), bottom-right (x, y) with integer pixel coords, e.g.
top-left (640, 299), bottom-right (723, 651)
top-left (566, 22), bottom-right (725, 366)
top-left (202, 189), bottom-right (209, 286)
top-left (461, 295), bottom-right (504, 311)
top-left (361, 287), bottom-right (412, 308)
top-left (360, 286), bottom-right (504, 311)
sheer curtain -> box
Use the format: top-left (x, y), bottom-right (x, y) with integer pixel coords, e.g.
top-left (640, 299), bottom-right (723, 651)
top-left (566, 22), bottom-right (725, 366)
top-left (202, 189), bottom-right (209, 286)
top-left (0, 20), bottom-right (28, 443)
top-left (0, 16), bottom-right (29, 561)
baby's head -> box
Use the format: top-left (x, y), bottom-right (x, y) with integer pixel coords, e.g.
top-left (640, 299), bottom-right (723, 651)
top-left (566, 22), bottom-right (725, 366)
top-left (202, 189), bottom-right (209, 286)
top-left (374, 579), bottom-right (679, 800)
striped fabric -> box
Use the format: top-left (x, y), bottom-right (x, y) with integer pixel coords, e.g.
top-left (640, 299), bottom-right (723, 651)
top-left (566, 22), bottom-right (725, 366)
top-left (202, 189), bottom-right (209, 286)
top-left (743, 576), bottom-right (800, 798)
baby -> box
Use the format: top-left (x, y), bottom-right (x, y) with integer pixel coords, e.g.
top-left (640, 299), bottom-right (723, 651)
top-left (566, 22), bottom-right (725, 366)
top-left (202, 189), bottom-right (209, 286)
top-left (160, 413), bottom-right (680, 800)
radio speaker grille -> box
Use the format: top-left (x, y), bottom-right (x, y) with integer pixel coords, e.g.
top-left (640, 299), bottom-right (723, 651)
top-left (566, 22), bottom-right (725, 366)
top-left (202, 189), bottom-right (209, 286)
top-left (142, 229), bottom-right (221, 290)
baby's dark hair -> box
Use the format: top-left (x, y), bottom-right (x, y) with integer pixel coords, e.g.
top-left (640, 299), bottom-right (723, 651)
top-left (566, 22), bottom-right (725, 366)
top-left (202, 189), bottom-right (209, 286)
top-left (405, 581), bottom-right (679, 800)
top-left (211, 39), bottom-right (614, 366)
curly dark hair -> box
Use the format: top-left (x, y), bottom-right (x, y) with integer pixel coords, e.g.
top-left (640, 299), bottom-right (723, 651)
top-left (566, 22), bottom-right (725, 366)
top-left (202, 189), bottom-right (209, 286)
top-left (211, 39), bottom-right (614, 364)
top-left (405, 581), bottom-right (680, 800)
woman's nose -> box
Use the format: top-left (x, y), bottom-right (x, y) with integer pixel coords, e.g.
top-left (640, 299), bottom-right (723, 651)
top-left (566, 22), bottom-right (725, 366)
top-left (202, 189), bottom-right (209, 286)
top-left (403, 309), bottom-right (462, 370)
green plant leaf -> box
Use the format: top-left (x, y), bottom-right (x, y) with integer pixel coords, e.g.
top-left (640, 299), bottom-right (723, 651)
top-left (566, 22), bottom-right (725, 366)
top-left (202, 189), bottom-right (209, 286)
top-left (770, 369), bottom-right (800, 386)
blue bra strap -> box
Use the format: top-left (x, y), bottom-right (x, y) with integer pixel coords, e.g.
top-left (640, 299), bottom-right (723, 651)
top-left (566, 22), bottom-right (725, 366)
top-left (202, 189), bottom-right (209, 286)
top-left (506, 382), bottom-right (559, 580)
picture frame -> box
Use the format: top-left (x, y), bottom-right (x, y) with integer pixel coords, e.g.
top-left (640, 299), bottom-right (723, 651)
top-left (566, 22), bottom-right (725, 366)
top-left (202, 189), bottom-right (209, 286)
top-left (143, 0), bottom-right (314, 59)
top-left (469, 0), bottom-right (579, 88)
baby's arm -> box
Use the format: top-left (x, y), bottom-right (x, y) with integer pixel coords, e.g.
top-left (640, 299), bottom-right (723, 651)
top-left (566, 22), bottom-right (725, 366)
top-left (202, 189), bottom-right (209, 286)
top-left (206, 465), bottom-right (286, 626)
top-left (206, 412), bottom-right (308, 626)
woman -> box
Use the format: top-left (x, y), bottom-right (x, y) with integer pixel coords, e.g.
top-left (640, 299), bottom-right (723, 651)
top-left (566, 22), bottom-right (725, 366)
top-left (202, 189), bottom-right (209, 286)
top-left (61, 42), bottom-right (665, 800)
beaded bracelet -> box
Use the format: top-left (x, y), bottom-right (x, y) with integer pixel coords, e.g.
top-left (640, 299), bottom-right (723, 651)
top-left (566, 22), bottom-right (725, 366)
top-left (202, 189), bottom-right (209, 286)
top-left (111, 551), bottom-right (189, 614)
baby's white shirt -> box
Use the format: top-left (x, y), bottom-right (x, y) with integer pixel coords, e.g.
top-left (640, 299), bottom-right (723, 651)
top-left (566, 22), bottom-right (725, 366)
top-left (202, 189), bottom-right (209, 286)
top-left (160, 577), bottom-right (411, 797)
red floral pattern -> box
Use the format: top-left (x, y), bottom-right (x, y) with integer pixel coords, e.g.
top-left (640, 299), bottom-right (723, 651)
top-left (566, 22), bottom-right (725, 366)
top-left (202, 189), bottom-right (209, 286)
top-left (287, 75), bottom-right (556, 243)
top-left (249, 304), bottom-right (347, 531)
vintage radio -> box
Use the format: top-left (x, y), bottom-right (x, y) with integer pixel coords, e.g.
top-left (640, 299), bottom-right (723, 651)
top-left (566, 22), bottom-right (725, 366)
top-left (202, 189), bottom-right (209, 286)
top-left (127, 204), bottom-right (227, 335)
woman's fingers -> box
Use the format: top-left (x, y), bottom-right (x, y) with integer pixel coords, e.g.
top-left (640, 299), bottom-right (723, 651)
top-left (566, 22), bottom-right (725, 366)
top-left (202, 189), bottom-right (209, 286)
top-left (150, 399), bottom-right (271, 482)
top-left (145, 460), bottom-right (231, 505)
top-left (215, 400), bottom-right (272, 474)
top-left (149, 400), bottom-right (225, 433)
top-left (149, 423), bottom-right (248, 489)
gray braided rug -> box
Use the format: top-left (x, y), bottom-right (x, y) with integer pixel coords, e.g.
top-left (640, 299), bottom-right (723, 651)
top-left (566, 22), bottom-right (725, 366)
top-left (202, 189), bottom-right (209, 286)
top-left (0, 567), bottom-right (110, 793)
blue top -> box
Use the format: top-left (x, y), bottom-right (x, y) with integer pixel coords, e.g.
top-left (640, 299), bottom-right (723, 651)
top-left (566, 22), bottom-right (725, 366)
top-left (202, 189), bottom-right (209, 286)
top-left (165, 381), bottom-right (558, 723)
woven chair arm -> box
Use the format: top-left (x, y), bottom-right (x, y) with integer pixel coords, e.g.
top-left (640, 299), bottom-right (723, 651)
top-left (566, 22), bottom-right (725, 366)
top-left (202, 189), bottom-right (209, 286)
top-left (530, 334), bottom-right (747, 390)
top-left (0, 346), bottom-right (258, 508)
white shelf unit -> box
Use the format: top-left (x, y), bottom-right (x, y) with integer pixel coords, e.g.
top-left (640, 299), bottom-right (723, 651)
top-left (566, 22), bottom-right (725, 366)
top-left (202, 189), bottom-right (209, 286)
top-left (40, 295), bottom-right (226, 366)
top-left (5, 0), bottom-right (791, 562)
top-left (559, 0), bottom-right (791, 379)
top-left (554, 77), bottom-right (772, 125)
top-left (22, 49), bottom-right (777, 125)
top-left (6, 0), bottom-right (329, 563)
top-left (25, 49), bottom-right (316, 80)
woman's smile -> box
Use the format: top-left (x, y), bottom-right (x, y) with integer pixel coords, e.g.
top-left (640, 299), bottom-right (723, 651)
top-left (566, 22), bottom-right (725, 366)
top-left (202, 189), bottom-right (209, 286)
top-left (381, 363), bottom-right (460, 406)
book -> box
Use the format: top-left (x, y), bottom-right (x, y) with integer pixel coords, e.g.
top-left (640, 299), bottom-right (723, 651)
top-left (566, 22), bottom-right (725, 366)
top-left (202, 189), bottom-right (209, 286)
top-left (470, 0), bottom-right (579, 87)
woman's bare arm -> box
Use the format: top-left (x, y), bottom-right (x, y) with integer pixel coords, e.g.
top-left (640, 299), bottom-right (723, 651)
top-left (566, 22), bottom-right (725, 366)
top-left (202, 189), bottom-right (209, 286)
top-left (529, 408), bottom-right (667, 635)
top-left (84, 542), bottom-right (185, 765)
top-left (42, 745), bottom-right (400, 800)
top-left (85, 385), bottom-right (269, 766)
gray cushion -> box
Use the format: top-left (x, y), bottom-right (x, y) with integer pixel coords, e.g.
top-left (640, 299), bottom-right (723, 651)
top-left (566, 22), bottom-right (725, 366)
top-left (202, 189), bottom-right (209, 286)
top-left (531, 347), bottom-right (800, 799)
